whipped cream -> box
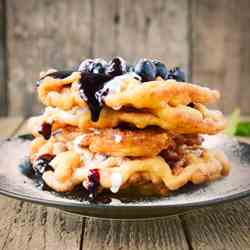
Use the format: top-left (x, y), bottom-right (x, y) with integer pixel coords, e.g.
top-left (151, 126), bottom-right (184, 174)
top-left (114, 134), bottom-right (122, 143)
top-left (103, 72), bottom-right (141, 93)
top-left (110, 172), bottom-right (123, 193)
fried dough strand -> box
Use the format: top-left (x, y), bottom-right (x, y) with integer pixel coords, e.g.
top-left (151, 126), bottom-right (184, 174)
top-left (38, 71), bottom-right (220, 110)
top-left (29, 102), bottom-right (226, 135)
top-left (41, 147), bottom-right (230, 193)
top-left (78, 128), bottom-right (171, 157)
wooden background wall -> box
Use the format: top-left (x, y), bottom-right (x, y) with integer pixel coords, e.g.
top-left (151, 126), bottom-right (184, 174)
top-left (0, 0), bottom-right (249, 117)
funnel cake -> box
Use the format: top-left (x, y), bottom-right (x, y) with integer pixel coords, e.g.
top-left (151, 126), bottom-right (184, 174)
top-left (28, 57), bottom-right (230, 198)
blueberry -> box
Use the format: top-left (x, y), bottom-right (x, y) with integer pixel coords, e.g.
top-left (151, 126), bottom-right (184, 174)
top-left (152, 60), bottom-right (169, 79)
top-left (168, 67), bottom-right (186, 82)
top-left (34, 154), bottom-right (55, 175)
top-left (134, 59), bottom-right (157, 82)
top-left (92, 62), bottom-right (106, 74)
top-left (91, 58), bottom-right (107, 74)
top-left (78, 59), bottom-right (94, 72)
top-left (38, 122), bottom-right (52, 140)
top-left (127, 65), bottom-right (134, 72)
top-left (105, 57), bottom-right (128, 77)
top-left (78, 58), bottom-right (107, 74)
top-left (188, 102), bottom-right (195, 108)
top-left (87, 169), bottom-right (100, 196)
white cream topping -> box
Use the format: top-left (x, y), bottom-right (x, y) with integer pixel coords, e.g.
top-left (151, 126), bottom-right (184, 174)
top-left (103, 73), bottom-right (141, 93)
top-left (73, 135), bottom-right (108, 164)
top-left (89, 128), bottom-right (101, 134)
top-left (110, 172), bottom-right (123, 193)
top-left (73, 135), bottom-right (87, 155)
top-left (45, 107), bottom-right (77, 122)
top-left (114, 134), bottom-right (122, 143)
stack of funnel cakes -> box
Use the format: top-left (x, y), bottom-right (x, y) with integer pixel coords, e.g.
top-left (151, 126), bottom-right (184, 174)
top-left (29, 58), bottom-right (230, 197)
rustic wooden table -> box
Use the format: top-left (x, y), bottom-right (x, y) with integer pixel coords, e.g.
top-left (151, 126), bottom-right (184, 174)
top-left (0, 117), bottom-right (249, 250)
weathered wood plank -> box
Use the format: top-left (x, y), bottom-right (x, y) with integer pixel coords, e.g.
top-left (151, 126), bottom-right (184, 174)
top-left (0, 118), bottom-right (23, 249)
top-left (92, 0), bottom-right (118, 59)
top-left (0, 119), bottom-right (83, 250)
top-left (117, 0), bottom-right (189, 72)
top-left (0, 117), bottom-right (23, 139)
top-left (181, 198), bottom-right (250, 250)
top-left (7, 0), bottom-right (92, 116)
top-left (1, 202), bottom-right (83, 250)
top-left (191, 0), bottom-right (250, 114)
top-left (12, 118), bottom-right (29, 135)
top-left (82, 217), bottom-right (189, 250)
top-left (0, 0), bottom-right (8, 116)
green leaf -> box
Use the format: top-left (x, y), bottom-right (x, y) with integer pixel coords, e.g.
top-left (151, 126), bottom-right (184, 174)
top-left (235, 122), bottom-right (250, 136)
top-left (224, 109), bottom-right (240, 136)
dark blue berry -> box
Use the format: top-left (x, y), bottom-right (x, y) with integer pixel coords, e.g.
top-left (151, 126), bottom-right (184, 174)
top-left (78, 59), bottom-right (94, 72)
top-left (105, 57), bottom-right (128, 77)
top-left (78, 58), bottom-right (107, 74)
top-left (188, 102), bottom-right (195, 108)
top-left (134, 59), bottom-right (157, 82)
top-left (31, 154), bottom-right (55, 190)
top-left (87, 169), bottom-right (100, 197)
top-left (34, 154), bottom-right (55, 175)
top-left (127, 65), bottom-right (134, 72)
top-left (38, 122), bottom-right (52, 140)
top-left (168, 67), bottom-right (186, 82)
top-left (92, 63), bottom-right (105, 74)
top-left (152, 60), bottom-right (169, 79)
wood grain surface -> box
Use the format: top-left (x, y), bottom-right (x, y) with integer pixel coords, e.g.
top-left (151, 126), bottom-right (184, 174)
top-left (191, 0), bottom-right (250, 113)
top-left (2, 0), bottom-right (250, 116)
top-left (181, 198), bottom-right (250, 250)
top-left (6, 0), bottom-right (92, 116)
top-left (0, 0), bottom-right (7, 116)
top-left (4, 0), bottom-right (189, 116)
top-left (1, 0), bottom-right (250, 116)
top-left (82, 217), bottom-right (189, 250)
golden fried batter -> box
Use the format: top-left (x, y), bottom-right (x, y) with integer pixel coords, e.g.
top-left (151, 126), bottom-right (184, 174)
top-left (29, 102), bottom-right (226, 135)
top-left (38, 73), bottom-right (220, 111)
top-left (104, 79), bottom-right (220, 110)
top-left (42, 146), bottom-right (230, 193)
top-left (78, 128), bottom-right (171, 157)
top-left (29, 65), bottom-right (230, 197)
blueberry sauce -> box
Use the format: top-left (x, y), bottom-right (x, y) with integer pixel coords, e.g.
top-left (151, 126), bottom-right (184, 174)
top-left (34, 154), bottom-right (55, 174)
top-left (87, 169), bottom-right (100, 197)
top-left (36, 70), bottom-right (74, 86)
top-left (93, 195), bottom-right (112, 204)
top-left (32, 154), bottom-right (55, 189)
top-left (105, 57), bottom-right (128, 77)
top-left (20, 154), bottom-right (53, 190)
top-left (188, 102), bottom-right (195, 108)
top-left (19, 159), bottom-right (35, 178)
top-left (79, 72), bottom-right (112, 121)
top-left (38, 122), bottom-right (52, 140)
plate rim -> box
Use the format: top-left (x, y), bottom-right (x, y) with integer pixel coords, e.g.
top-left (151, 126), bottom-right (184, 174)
top-left (0, 183), bottom-right (250, 211)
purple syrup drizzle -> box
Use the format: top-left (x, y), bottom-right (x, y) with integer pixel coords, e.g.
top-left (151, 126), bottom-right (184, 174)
top-left (38, 122), bottom-right (52, 140)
